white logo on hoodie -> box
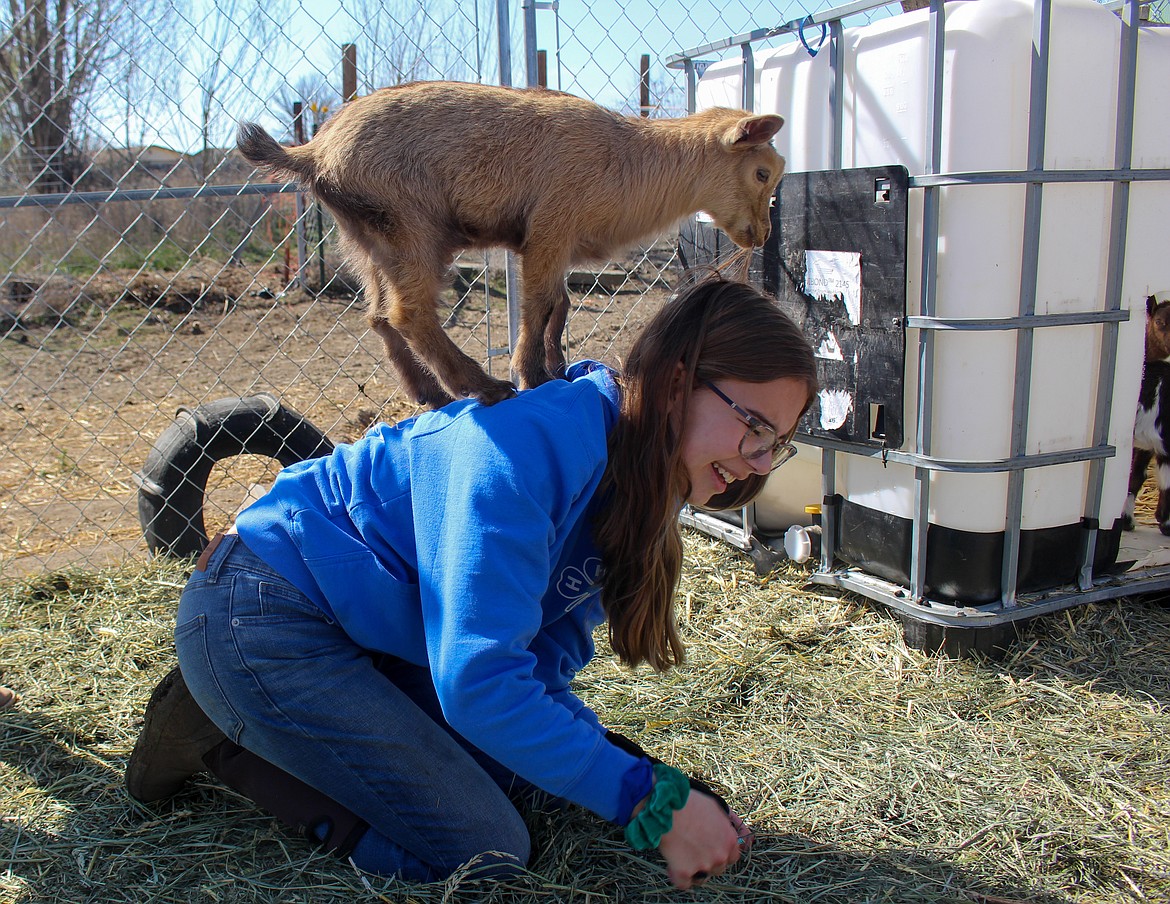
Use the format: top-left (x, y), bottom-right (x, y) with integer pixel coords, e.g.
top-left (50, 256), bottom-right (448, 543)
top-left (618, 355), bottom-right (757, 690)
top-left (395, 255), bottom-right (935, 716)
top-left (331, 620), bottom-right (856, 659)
top-left (557, 556), bottom-right (603, 612)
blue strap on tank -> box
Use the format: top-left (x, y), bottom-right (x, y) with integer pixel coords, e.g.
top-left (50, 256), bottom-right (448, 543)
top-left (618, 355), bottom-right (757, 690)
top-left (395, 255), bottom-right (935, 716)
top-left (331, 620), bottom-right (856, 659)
top-left (799, 17), bottom-right (828, 57)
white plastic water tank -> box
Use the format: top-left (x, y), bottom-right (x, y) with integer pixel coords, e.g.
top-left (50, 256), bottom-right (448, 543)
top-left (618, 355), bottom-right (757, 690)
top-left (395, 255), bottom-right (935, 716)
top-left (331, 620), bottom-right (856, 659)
top-left (753, 441), bottom-right (822, 530)
top-left (696, 0), bottom-right (1170, 596)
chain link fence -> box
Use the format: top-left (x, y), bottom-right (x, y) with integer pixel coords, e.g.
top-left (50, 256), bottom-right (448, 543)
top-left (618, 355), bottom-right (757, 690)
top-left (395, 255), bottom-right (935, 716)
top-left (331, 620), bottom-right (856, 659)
top-left (1, 0), bottom-right (1167, 574)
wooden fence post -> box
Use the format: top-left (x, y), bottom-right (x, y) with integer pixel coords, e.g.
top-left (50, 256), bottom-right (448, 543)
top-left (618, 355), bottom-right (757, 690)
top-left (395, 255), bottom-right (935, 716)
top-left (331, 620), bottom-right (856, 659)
top-left (343, 43), bottom-right (357, 101)
top-left (292, 102), bottom-right (307, 290)
top-left (640, 54), bottom-right (651, 116)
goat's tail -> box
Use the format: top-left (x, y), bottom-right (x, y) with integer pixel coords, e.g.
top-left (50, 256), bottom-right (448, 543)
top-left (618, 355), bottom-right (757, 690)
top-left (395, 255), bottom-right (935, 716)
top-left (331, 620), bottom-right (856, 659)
top-left (236, 121), bottom-right (315, 181)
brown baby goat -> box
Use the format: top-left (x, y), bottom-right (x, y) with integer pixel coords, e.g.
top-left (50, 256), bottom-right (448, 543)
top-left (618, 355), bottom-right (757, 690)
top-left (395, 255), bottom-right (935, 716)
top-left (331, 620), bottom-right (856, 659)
top-left (238, 80), bottom-right (785, 407)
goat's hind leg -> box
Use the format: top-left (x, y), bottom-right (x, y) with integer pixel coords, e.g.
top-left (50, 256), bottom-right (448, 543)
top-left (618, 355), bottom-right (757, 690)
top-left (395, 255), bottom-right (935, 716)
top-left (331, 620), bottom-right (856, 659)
top-left (1155, 452), bottom-right (1170, 536)
top-left (1124, 447), bottom-right (1153, 531)
top-left (372, 247), bottom-right (515, 406)
top-left (362, 263), bottom-right (453, 409)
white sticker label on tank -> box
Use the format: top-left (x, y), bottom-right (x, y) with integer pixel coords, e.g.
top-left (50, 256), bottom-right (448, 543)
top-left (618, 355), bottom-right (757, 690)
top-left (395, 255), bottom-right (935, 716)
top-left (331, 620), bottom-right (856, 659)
top-left (818, 389), bottom-right (853, 431)
top-left (805, 250), bottom-right (862, 325)
top-left (816, 330), bottom-right (844, 361)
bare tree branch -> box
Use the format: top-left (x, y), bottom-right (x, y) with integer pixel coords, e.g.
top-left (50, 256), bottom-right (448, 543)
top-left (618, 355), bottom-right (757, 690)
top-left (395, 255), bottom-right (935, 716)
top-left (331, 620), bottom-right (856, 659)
top-left (0, 0), bottom-right (166, 191)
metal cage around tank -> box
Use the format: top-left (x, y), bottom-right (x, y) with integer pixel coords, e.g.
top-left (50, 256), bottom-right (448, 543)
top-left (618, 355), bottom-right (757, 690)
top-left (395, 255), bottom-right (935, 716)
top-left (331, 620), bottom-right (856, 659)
top-left (668, 0), bottom-right (1170, 649)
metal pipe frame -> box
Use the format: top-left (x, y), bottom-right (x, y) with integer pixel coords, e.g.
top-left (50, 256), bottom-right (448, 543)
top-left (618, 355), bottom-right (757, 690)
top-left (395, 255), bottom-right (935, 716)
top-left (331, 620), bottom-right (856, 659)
top-left (909, 0), bottom-right (946, 604)
top-left (814, 562), bottom-right (1170, 629)
top-left (818, 18), bottom-right (846, 575)
top-left (0, 182), bottom-right (297, 208)
top-left (9, 164), bottom-right (1168, 212)
top-left (664, 0), bottom-right (892, 70)
top-left (1079, 0), bottom-right (1143, 590)
top-left (802, 435), bottom-right (1117, 474)
top-left (907, 311), bottom-right (1129, 330)
top-left (999, 0), bottom-right (1053, 609)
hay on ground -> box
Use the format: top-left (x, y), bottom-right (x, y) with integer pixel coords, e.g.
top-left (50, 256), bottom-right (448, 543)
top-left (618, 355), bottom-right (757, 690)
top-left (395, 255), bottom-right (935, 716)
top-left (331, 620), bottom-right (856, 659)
top-left (1, 531), bottom-right (1168, 903)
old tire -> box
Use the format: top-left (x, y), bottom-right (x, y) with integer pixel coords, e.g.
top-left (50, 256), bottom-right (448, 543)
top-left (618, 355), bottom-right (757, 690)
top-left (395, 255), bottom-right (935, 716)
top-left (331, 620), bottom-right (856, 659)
top-left (136, 393), bottom-right (334, 557)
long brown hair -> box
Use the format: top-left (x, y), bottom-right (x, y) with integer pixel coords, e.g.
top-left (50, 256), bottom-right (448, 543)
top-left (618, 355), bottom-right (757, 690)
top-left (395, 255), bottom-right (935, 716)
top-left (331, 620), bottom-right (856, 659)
top-left (593, 275), bottom-right (818, 671)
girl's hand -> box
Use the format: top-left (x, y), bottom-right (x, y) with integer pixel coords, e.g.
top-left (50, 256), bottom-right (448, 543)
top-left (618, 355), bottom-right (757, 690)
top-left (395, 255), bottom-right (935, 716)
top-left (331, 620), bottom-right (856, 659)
top-left (727, 807), bottom-right (755, 853)
top-left (657, 790), bottom-right (742, 889)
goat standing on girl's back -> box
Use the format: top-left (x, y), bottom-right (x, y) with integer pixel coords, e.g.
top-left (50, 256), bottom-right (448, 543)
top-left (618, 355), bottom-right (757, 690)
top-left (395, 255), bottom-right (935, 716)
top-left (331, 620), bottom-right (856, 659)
top-left (1125, 294), bottom-right (1170, 534)
top-left (238, 80), bottom-right (785, 407)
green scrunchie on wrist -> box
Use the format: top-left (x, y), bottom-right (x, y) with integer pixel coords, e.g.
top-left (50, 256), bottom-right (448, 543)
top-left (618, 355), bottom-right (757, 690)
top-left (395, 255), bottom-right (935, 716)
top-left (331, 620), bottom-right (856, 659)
top-left (624, 763), bottom-right (691, 850)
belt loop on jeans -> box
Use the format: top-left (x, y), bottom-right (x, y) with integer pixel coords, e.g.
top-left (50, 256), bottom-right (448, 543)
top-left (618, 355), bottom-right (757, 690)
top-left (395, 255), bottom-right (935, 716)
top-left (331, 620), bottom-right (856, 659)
top-left (195, 528), bottom-right (237, 582)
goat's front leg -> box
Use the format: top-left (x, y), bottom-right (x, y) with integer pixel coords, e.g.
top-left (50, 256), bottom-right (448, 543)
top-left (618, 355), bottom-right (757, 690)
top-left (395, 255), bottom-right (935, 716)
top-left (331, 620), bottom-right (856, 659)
top-left (543, 283), bottom-right (571, 380)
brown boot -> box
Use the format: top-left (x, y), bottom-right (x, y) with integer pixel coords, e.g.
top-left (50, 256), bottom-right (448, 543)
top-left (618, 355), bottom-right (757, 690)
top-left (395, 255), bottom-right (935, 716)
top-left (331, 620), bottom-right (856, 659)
top-left (126, 666), bottom-right (227, 803)
top-left (202, 741), bottom-right (370, 858)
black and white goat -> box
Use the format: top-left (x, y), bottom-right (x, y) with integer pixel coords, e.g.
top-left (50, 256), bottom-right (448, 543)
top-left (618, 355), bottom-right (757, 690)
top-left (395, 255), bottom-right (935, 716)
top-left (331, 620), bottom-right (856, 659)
top-left (1124, 294), bottom-right (1170, 534)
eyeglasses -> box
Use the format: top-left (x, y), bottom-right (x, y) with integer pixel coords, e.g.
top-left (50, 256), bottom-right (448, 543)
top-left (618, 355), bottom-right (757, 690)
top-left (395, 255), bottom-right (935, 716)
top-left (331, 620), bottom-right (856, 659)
top-left (704, 381), bottom-right (798, 472)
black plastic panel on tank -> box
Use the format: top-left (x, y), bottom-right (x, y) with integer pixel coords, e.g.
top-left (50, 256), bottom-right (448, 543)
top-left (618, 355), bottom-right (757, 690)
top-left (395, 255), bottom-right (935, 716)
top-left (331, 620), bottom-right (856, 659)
top-left (679, 165), bottom-right (909, 449)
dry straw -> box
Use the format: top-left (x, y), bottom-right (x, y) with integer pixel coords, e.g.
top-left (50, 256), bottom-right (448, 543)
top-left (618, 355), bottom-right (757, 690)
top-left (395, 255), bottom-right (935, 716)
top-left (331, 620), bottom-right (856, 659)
top-left (1, 531), bottom-right (1168, 903)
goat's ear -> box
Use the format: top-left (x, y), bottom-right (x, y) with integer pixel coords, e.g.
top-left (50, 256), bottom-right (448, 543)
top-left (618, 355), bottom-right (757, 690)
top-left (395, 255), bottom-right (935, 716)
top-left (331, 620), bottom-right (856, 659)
top-left (726, 114), bottom-right (784, 148)
top-left (1149, 295), bottom-right (1158, 317)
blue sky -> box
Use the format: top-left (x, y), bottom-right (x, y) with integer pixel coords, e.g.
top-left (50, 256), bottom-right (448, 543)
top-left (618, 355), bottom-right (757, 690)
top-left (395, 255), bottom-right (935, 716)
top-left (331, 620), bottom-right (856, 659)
top-left (275, 0), bottom-right (833, 114)
top-left (118, 1), bottom-right (884, 152)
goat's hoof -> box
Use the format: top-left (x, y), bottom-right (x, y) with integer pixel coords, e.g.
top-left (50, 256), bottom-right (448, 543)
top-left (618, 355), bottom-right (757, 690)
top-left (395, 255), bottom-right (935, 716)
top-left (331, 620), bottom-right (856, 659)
top-left (545, 355), bottom-right (568, 380)
top-left (412, 385), bottom-right (455, 409)
top-left (469, 379), bottom-right (518, 407)
top-left (1160, 522), bottom-right (1170, 538)
top-left (418, 393), bottom-right (454, 410)
top-left (1120, 515), bottom-right (1136, 532)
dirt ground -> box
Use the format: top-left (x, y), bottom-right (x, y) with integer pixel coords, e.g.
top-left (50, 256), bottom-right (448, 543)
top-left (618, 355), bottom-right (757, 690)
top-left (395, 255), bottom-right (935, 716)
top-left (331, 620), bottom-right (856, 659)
top-left (5, 247), bottom-right (1163, 577)
top-left (0, 249), bottom-right (675, 574)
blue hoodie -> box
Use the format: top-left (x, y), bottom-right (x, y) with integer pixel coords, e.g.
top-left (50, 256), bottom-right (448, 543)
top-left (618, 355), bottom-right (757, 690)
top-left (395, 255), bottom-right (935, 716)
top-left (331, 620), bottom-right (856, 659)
top-left (234, 361), bottom-right (647, 823)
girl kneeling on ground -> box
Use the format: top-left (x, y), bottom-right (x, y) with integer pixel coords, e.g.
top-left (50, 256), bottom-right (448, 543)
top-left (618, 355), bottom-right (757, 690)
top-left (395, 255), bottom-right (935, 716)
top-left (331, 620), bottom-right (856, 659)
top-left (126, 274), bottom-right (817, 889)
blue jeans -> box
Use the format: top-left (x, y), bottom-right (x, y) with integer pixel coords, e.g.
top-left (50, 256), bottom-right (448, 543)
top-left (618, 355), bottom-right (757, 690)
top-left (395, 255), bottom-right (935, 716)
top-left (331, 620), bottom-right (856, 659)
top-left (175, 532), bottom-right (536, 881)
